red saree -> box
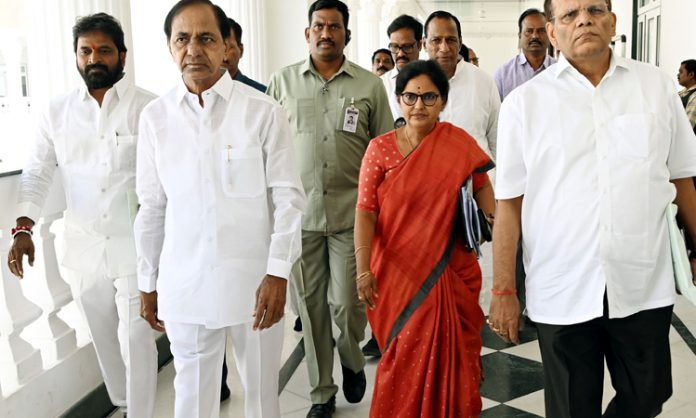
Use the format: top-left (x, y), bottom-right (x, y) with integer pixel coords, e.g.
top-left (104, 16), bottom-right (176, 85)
top-left (367, 122), bottom-right (491, 417)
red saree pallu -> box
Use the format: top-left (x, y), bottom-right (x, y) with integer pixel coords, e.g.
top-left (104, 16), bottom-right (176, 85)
top-left (368, 123), bottom-right (491, 417)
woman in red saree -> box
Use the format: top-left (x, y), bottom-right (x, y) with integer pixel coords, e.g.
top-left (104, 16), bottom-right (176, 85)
top-left (354, 60), bottom-right (495, 417)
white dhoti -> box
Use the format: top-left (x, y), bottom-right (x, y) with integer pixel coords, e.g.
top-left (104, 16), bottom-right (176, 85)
top-left (166, 319), bottom-right (284, 418)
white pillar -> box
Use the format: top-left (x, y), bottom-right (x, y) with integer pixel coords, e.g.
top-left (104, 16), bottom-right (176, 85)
top-left (20, 211), bottom-right (77, 367)
top-left (357, 0), bottom-right (384, 69)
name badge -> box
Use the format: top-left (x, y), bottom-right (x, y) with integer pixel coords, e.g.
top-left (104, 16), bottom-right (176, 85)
top-left (343, 98), bottom-right (359, 133)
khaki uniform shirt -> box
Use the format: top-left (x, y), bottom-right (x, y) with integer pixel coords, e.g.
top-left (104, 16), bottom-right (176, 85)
top-left (268, 56), bottom-right (393, 232)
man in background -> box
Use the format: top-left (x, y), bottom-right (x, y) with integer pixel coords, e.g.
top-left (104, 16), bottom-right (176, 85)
top-left (494, 8), bottom-right (556, 101)
top-left (223, 16), bottom-right (266, 92)
top-left (678, 59), bottom-right (696, 133)
top-left (424, 10), bottom-right (499, 162)
top-left (371, 48), bottom-right (393, 76)
top-left (381, 14), bottom-right (423, 120)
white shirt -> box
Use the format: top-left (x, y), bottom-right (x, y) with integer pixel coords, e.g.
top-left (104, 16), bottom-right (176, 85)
top-left (134, 74), bottom-right (305, 328)
top-left (440, 59), bottom-right (501, 160)
top-left (496, 53), bottom-right (696, 324)
top-left (17, 77), bottom-right (155, 277)
top-left (381, 67), bottom-right (401, 121)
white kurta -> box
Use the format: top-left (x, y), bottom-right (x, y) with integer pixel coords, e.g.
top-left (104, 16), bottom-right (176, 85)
top-left (18, 78), bottom-right (155, 276)
top-left (134, 74), bottom-right (306, 328)
top-left (439, 59), bottom-right (501, 160)
top-left (496, 53), bottom-right (696, 324)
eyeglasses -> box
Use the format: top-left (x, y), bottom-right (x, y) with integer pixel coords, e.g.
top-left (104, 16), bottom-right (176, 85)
top-left (551, 3), bottom-right (609, 25)
top-left (388, 42), bottom-right (418, 54)
top-left (400, 92), bottom-right (440, 106)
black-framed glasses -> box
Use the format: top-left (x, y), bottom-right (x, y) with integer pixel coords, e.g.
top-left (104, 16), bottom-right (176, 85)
top-left (400, 92), bottom-right (440, 106)
top-left (388, 42), bottom-right (418, 54)
top-left (551, 3), bottom-right (609, 24)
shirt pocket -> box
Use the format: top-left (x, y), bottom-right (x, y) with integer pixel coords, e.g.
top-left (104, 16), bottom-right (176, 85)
top-left (220, 146), bottom-right (265, 198)
top-left (608, 113), bottom-right (654, 160)
top-left (606, 114), bottom-right (662, 242)
top-left (286, 98), bottom-right (315, 134)
top-left (116, 134), bottom-right (137, 171)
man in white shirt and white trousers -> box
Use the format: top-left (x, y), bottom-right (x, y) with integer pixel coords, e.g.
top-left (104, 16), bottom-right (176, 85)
top-left (7, 13), bottom-right (158, 418)
top-left (134, 1), bottom-right (305, 418)
top-left (490, 1), bottom-right (696, 417)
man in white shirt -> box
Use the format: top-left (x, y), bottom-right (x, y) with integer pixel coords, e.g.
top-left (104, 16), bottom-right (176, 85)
top-left (134, 1), bottom-right (305, 417)
top-left (490, 1), bottom-right (696, 417)
top-left (381, 14), bottom-right (423, 121)
top-left (424, 10), bottom-right (500, 161)
top-left (7, 13), bottom-right (158, 418)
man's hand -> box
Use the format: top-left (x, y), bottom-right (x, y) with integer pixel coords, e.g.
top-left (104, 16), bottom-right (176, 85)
top-left (253, 275), bottom-right (287, 331)
top-left (488, 294), bottom-right (521, 344)
top-left (7, 233), bottom-right (35, 279)
top-left (140, 290), bottom-right (165, 332)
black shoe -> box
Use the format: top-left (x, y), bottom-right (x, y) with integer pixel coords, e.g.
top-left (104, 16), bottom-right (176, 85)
top-left (341, 364), bottom-right (366, 403)
top-left (306, 395), bottom-right (336, 418)
top-left (294, 316), bottom-right (303, 332)
top-left (220, 383), bottom-right (231, 402)
top-left (361, 335), bottom-right (381, 358)
top-left (221, 356), bottom-right (231, 402)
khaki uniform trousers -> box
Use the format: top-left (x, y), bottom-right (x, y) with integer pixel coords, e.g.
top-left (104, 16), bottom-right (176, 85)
top-left (293, 229), bottom-right (367, 403)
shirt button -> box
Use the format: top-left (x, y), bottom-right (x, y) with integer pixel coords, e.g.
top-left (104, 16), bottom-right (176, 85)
top-left (323, 162), bottom-right (328, 168)
top-left (323, 136), bottom-right (328, 142)
top-left (101, 188), bottom-right (106, 192)
top-left (102, 214), bottom-right (108, 219)
top-left (207, 237), bottom-right (213, 243)
top-left (323, 108), bottom-right (329, 114)
top-left (323, 190), bottom-right (328, 195)
top-left (105, 236), bottom-right (110, 240)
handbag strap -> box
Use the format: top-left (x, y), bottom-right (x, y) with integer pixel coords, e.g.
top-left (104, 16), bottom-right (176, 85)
top-left (382, 227), bottom-right (458, 353)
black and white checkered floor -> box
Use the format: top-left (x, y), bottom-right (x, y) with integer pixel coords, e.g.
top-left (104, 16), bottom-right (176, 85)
top-left (131, 295), bottom-right (696, 418)
top-left (124, 245), bottom-right (696, 417)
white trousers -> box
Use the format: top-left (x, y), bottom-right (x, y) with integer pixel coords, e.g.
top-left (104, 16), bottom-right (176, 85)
top-left (68, 270), bottom-right (158, 418)
top-left (167, 319), bottom-right (284, 418)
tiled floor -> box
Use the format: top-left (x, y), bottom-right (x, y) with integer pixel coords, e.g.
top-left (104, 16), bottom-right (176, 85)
top-left (117, 246), bottom-right (696, 417)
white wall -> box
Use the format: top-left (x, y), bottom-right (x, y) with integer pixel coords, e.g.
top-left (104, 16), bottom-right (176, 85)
top-left (264, 0), bottom-right (310, 83)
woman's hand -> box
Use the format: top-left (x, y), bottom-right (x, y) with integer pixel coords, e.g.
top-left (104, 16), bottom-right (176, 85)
top-left (357, 271), bottom-right (379, 309)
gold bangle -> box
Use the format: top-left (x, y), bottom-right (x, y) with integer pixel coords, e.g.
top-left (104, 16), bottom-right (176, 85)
top-left (357, 271), bottom-right (372, 280)
top-left (354, 245), bottom-right (371, 254)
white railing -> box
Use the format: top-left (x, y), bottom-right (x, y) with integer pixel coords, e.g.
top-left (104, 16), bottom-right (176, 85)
top-left (0, 172), bottom-right (104, 418)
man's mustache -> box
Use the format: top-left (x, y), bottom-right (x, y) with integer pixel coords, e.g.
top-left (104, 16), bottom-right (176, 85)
top-left (85, 63), bottom-right (109, 73)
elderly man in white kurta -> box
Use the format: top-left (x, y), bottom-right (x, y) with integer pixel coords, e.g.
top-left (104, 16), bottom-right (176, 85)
top-left (134, 1), bottom-right (305, 418)
top-left (7, 13), bottom-right (158, 418)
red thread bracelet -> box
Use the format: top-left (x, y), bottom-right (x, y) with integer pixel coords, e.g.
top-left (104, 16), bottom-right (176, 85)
top-left (491, 289), bottom-right (516, 295)
top-left (11, 225), bottom-right (33, 238)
